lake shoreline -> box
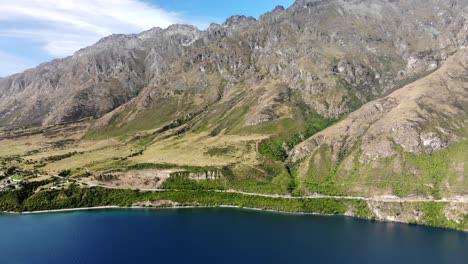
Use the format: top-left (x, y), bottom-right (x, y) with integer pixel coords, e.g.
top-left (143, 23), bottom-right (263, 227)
top-left (1, 185), bottom-right (466, 231)
top-left (9, 205), bottom-right (333, 216)
top-left (4, 204), bottom-right (467, 232)
top-left (1, 205), bottom-right (466, 264)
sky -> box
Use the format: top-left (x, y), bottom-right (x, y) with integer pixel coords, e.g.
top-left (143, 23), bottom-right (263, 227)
top-left (0, 0), bottom-right (295, 77)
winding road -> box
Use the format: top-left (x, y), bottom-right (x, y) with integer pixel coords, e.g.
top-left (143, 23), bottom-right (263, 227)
top-left (78, 178), bottom-right (468, 204)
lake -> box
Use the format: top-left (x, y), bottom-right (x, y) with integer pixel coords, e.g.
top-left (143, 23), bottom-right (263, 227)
top-left (0, 208), bottom-right (466, 264)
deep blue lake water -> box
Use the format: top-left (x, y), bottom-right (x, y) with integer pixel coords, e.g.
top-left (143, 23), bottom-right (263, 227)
top-left (0, 208), bottom-right (466, 264)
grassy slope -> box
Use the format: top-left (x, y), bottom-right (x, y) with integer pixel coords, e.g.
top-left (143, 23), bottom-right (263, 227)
top-left (291, 49), bottom-right (468, 198)
top-left (294, 140), bottom-right (467, 197)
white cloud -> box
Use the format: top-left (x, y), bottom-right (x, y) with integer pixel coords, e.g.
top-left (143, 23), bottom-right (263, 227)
top-left (0, 0), bottom-right (207, 57)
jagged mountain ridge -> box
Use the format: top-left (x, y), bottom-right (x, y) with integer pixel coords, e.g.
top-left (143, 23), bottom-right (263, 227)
top-left (0, 0), bottom-right (466, 132)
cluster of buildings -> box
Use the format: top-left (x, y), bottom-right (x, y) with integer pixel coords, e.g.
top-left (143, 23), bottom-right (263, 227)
top-left (0, 168), bottom-right (41, 192)
top-left (0, 167), bottom-right (76, 192)
top-left (0, 176), bottom-right (21, 191)
top-left (49, 178), bottom-right (71, 190)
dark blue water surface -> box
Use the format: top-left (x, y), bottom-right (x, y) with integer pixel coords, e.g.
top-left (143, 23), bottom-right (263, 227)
top-left (0, 208), bottom-right (466, 264)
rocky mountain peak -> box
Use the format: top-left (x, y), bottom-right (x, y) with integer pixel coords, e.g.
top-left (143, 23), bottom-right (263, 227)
top-left (221, 15), bottom-right (257, 37)
top-left (206, 23), bottom-right (226, 40)
top-left (95, 33), bottom-right (136, 44)
top-left (162, 24), bottom-right (201, 46)
top-left (291, 0), bottom-right (329, 9)
top-left (222, 15), bottom-right (256, 29)
top-left (137, 27), bottom-right (164, 40)
top-left (259, 5), bottom-right (286, 21)
top-left (273, 5), bottom-right (286, 12)
top-left (164, 24), bottom-right (200, 34)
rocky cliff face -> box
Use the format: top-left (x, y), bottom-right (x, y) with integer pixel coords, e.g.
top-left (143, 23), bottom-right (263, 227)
top-left (289, 47), bottom-right (467, 197)
top-left (0, 0), bottom-right (466, 132)
top-left (290, 48), bottom-right (468, 162)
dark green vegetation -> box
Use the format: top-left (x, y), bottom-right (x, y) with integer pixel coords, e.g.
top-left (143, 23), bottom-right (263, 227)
top-left (41, 152), bottom-right (82, 163)
top-left (5, 167), bottom-right (18, 176)
top-left (239, 105), bottom-right (339, 195)
top-left (258, 113), bottom-right (337, 161)
top-left (0, 184), bottom-right (352, 215)
top-left (204, 146), bottom-right (235, 157)
top-left (0, 184), bottom-right (465, 230)
top-left (58, 170), bottom-right (71, 177)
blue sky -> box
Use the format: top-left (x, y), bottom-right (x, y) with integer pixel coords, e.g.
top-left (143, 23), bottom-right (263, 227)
top-left (0, 0), bottom-right (295, 77)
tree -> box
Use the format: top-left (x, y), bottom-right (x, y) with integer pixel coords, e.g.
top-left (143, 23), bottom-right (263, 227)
top-left (58, 170), bottom-right (71, 177)
top-left (5, 167), bottom-right (18, 176)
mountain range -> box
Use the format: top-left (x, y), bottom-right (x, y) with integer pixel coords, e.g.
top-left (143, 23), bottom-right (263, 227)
top-left (0, 0), bottom-right (467, 228)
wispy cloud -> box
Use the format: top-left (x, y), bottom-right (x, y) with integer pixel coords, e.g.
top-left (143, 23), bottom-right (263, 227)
top-left (0, 50), bottom-right (37, 77)
top-left (0, 0), bottom-right (207, 58)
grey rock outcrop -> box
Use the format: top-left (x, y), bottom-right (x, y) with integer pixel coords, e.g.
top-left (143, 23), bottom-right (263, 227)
top-left (0, 0), bottom-right (466, 131)
top-left (170, 170), bottom-right (223, 180)
top-left (290, 48), bottom-right (468, 164)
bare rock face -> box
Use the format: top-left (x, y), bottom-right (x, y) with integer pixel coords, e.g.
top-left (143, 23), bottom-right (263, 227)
top-left (286, 47), bottom-right (467, 199)
top-left (420, 133), bottom-right (449, 152)
top-left (290, 48), bottom-right (468, 165)
top-left (170, 170), bottom-right (223, 181)
top-left (0, 0), bottom-right (467, 131)
top-left (391, 122), bottom-right (423, 153)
